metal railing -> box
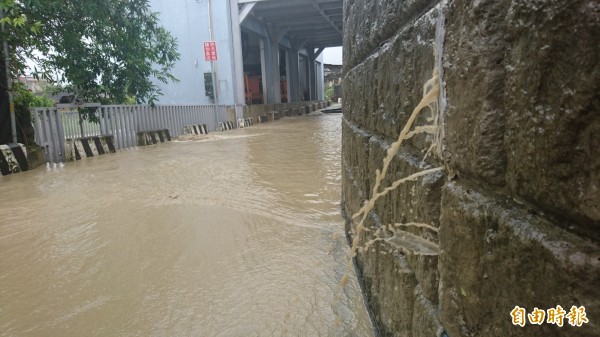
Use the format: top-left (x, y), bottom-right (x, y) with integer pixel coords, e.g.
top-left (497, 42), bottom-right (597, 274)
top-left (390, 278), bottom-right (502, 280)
top-left (33, 104), bottom-right (231, 163)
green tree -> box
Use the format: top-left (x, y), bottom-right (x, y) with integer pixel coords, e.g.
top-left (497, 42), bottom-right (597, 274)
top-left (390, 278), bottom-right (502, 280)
top-left (1, 0), bottom-right (179, 104)
top-left (12, 82), bottom-right (54, 108)
top-left (324, 85), bottom-right (334, 102)
top-left (1, 0), bottom-right (180, 143)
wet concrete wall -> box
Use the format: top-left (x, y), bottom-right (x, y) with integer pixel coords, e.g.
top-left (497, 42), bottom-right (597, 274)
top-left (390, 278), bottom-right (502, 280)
top-left (341, 0), bottom-right (599, 336)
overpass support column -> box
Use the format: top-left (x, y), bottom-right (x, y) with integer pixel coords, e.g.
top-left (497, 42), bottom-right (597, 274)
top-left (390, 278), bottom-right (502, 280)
top-left (308, 47), bottom-right (324, 101)
top-left (266, 25), bottom-right (289, 104)
top-left (229, 0), bottom-right (255, 118)
top-left (290, 39), bottom-right (308, 102)
top-left (289, 50), bottom-right (300, 102)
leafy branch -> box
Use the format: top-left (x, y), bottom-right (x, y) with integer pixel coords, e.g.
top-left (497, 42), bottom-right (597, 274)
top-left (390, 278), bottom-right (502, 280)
top-left (1, 0), bottom-right (180, 108)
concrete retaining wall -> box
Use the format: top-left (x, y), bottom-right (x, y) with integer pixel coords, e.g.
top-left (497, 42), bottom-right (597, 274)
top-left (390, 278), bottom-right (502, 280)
top-left (342, 0), bottom-right (599, 336)
top-left (137, 129), bottom-right (171, 146)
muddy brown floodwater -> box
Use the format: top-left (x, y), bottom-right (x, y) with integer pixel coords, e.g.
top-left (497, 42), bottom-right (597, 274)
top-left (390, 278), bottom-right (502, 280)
top-left (0, 113), bottom-right (375, 336)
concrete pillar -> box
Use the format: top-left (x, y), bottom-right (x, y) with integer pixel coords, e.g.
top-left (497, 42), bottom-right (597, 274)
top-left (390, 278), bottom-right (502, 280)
top-left (268, 39), bottom-right (280, 103)
top-left (259, 38), bottom-right (269, 104)
top-left (228, 0), bottom-right (247, 118)
top-left (284, 49), bottom-right (291, 103)
top-left (308, 47), bottom-right (324, 101)
top-left (266, 25), bottom-right (289, 104)
top-left (291, 38), bottom-right (309, 102)
top-left (308, 48), bottom-right (316, 101)
top-left (315, 61), bottom-right (323, 100)
top-left (289, 50), bottom-right (300, 102)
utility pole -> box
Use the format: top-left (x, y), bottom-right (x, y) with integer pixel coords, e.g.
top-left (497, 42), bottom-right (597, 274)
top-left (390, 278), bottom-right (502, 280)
top-left (207, 0), bottom-right (218, 104)
top-left (1, 9), bottom-right (17, 144)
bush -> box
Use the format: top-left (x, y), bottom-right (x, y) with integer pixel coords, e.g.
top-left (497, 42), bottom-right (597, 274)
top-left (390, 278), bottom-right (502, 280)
top-left (325, 85), bottom-right (334, 101)
top-left (13, 82), bottom-right (55, 110)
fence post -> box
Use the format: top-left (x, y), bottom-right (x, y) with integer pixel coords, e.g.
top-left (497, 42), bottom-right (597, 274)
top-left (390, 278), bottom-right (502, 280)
top-left (33, 109), bottom-right (42, 145)
top-left (41, 109), bottom-right (52, 162)
top-left (78, 109), bottom-right (84, 138)
top-left (99, 107), bottom-right (105, 135)
top-left (213, 105), bottom-right (218, 131)
top-left (48, 109), bottom-right (62, 162)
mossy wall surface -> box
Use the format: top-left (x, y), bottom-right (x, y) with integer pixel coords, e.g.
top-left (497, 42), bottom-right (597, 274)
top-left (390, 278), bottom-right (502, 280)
top-left (342, 0), bottom-right (599, 336)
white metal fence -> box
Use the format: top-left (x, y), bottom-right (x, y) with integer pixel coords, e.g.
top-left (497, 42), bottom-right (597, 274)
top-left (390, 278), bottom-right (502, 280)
top-left (33, 104), bottom-right (231, 163)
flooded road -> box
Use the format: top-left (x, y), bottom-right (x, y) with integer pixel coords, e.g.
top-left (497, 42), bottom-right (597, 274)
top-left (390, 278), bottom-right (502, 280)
top-left (0, 113), bottom-right (374, 336)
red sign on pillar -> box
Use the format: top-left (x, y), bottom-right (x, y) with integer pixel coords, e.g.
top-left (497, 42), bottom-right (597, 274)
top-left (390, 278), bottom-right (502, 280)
top-left (203, 41), bottom-right (217, 61)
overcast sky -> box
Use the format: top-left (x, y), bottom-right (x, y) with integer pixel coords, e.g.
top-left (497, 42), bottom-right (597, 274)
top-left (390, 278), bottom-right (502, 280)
top-left (323, 47), bottom-right (343, 65)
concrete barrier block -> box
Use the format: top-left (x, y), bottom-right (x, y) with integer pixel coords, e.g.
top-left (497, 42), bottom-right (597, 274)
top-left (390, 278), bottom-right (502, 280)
top-left (26, 146), bottom-right (45, 170)
top-left (237, 118), bottom-right (254, 128)
top-left (65, 135), bottom-right (117, 161)
top-left (183, 124), bottom-right (208, 135)
top-left (218, 121), bottom-right (235, 131)
top-left (137, 129), bottom-right (171, 146)
top-left (267, 111), bottom-right (282, 122)
top-left (0, 144), bottom-right (47, 175)
top-left (0, 143), bottom-right (28, 175)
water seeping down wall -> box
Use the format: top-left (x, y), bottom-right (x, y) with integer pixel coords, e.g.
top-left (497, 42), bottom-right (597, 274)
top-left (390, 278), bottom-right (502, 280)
top-left (341, 0), bottom-right (600, 336)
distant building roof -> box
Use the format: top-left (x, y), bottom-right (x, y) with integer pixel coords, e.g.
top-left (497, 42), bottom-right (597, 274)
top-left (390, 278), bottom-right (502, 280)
top-left (324, 64), bottom-right (342, 82)
top-left (17, 76), bottom-right (49, 94)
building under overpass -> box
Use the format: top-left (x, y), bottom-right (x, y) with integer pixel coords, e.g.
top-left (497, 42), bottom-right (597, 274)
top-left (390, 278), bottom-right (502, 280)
top-left (148, 0), bottom-right (342, 114)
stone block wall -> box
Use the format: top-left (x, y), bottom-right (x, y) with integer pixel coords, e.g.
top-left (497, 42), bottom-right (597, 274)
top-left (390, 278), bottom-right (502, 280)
top-left (342, 0), bottom-right (599, 336)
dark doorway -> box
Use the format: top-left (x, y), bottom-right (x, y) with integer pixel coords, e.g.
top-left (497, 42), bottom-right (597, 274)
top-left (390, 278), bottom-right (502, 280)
top-left (241, 30), bottom-right (265, 104)
top-left (279, 48), bottom-right (288, 103)
top-left (298, 55), bottom-right (309, 101)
